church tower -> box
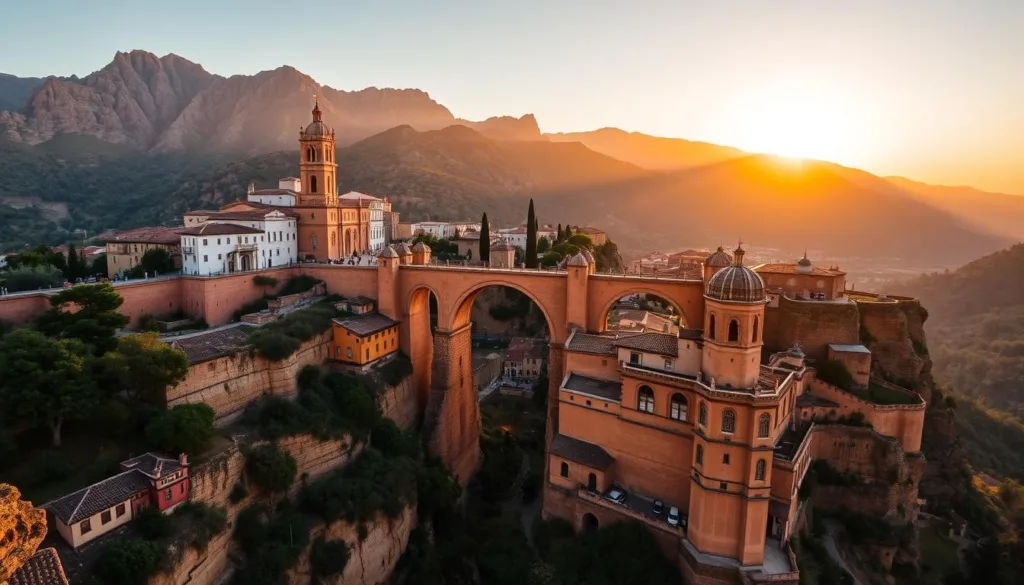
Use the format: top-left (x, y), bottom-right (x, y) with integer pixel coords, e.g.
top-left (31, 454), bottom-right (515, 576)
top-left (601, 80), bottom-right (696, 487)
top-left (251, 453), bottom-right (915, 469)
top-left (701, 244), bottom-right (765, 389)
top-left (298, 99), bottom-right (337, 207)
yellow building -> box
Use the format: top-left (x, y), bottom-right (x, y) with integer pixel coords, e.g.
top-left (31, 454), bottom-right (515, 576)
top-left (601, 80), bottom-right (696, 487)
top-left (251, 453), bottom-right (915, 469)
top-left (331, 313), bottom-right (400, 367)
top-left (103, 226), bottom-right (183, 278)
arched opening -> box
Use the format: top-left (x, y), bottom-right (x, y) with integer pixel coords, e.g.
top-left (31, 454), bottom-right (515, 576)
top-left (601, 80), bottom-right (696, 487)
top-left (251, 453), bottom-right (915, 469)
top-left (344, 230), bottom-right (352, 256)
top-left (670, 393), bottom-right (687, 421)
top-left (587, 472), bottom-right (597, 491)
top-left (758, 413), bottom-right (771, 438)
top-left (637, 385), bottom-right (655, 413)
top-left (604, 292), bottom-right (684, 335)
top-left (407, 287), bottom-right (441, 413)
top-left (708, 314), bottom-right (716, 340)
top-left (582, 512), bottom-right (599, 534)
top-left (310, 175), bottom-right (318, 193)
top-left (307, 146), bottom-right (314, 162)
top-left (698, 401), bottom-right (708, 426)
top-left (755, 459), bottom-right (767, 481)
top-left (560, 461), bottom-right (569, 478)
top-left (752, 315), bottom-right (760, 343)
top-left (728, 319), bottom-right (739, 342)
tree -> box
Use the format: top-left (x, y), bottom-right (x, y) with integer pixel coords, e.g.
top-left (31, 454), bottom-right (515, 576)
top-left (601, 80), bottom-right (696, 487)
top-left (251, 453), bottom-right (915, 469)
top-left (66, 243), bottom-right (82, 280)
top-left (90, 253), bottom-right (108, 277)
top-left (0, 329), bottom-right (96, 446)
top-left (246, 443), bottom-right (298, 494)
top-left (94, 539), bottom-right (164, 585)
top-left (35, 283), bottom-right (129, 354)
top-left (480, 212), bottom-right (491, 264)
top-left (538, 236), bottom-right (550, 254)
top-left (1, 264), bottom-right (63, 292)
top-left (525, 199), bottom-right (538, 268)
top-left (146, 404), bottom-right (216, 455)
top-left (567, 233), bottom-right (593, 250)
top-left (101, 332), bottom-right (189, 404)
top-left (556, 224), bottom-right (563, 241)
top-left (140, 248), bottom-right (175, 275)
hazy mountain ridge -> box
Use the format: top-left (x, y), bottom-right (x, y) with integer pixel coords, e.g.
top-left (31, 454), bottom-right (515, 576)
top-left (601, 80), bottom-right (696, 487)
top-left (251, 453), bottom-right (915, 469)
top-left (0, 73), bottom-right (47, 111)
top-left (546, 127), bottom-right (748, 170)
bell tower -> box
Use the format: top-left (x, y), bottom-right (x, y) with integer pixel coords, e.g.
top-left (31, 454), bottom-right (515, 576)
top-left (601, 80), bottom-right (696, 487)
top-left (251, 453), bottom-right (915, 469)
top-left (298, 99), bottom-right (337, 207)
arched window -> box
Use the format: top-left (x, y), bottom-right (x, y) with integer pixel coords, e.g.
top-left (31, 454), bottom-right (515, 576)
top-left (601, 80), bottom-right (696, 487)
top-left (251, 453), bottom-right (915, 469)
top-left (755, 459), bottom-right (767, 481)
top-left (708, 314), bottom-right (716, 340)
top-left (670, 393), bottom-right (688, 421)
top-left (331, 232), bottom-right (336, 247)
top-left (758, 413), bottom-right (771, 438)
top-left (310, 175), bottom-right (318, 193)
top-left (722, 408), bottom-right (736, 434)
top-left (728, 319), bottom-right (739, 342)
top-left (752, 316), bottom-right (760, 343)
top-left (587, 473), bottom-right (597, 491)
top-left (311, 234), bottom-right (318, 250)
top-left (637, 385), bottom-right (655, 414)
top-left (307, 146), bottom-right (314, 162)
top-left (560, 462), bottom-right (569, 478)
top-left (696, 444), bottom-right (704, 465)
top-left (698, 402), bottom-right (708, 426)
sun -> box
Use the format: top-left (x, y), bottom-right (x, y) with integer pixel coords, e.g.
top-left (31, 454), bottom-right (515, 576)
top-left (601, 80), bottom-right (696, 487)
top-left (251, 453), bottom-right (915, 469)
top-left (726, 86), bottom-right (866, 163)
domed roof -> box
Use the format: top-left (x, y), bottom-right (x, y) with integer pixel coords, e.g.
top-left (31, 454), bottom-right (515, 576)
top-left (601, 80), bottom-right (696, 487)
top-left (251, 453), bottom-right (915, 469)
top-left (797, 254), bottom-right (812, 267)
top-left (705, 246), bottom-right (732, 267)
top-left (705, 245), bottom-right (765, 303)
top-left (394, 243), bottom-right (412, 255)
top-left (377, 246), bottom-right (399, 259)
top-left (301, 100), bottom-right (334, 139)
top-left (567, 253), bottom-right (589, 267)
top-left (411, 242), bottom-right (430, 253)
top-left (580, 249), bottom-right (595, 264)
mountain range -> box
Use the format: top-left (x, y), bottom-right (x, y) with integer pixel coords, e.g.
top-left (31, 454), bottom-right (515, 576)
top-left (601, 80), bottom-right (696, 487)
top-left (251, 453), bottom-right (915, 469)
top-left (1, 50), bottom-right (1023, 267)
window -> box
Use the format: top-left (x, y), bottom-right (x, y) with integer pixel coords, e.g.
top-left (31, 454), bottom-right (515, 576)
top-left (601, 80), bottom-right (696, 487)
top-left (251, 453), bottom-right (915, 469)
top-left (758, 413), bottom-right (771, 438)
top-left (664, 359), bottom-right (673, 371)
top-left (722, 409), bottom-right (736, 434)
top-left (670, 393), bottom-right (687, 421)
top-left (728, 319), bottom-right (739, 342)
top-left (696, 444), bottom-right (704, 465)
top-left (629, 352), bottom-right (641, 365)
top-left (81, 519), bottom-right (92, 534)
top-left (752, 316), bottom-right (760, 343)
top-left (164, 489), bottom-right (172, 501)
top-left (698, 402), bottom-right (708, 426)
top-left (720, 482), bottom-right (728, 491)
top-left (588, 473), bottom-right (597, 491)
top-left (217, 238), bottom-right (221, 245)
top-left (203, 255), bottom-right (208, 262)
top-left (116, 503), bottom-right (126, 518)
top-left (180, 483), bottom-right (186, 494)
top-left (560, 462), bottom-right (569, 477)
top-left (708, 314), bottom-right (716, 340)
top-left (217, 254), bottom-right (222, 260)
top-left (346, 348), bottom-right (353, 359)
top-left (310, 175), bottom-right (318, 193)
top-left (365, 348), bottom-right (369, 360)
top-left (637, 385), bottom-right (655, 413)
top-left (723, 454), bottom-right (730, 464)
top-left (755, 459), bottom-right (767, 481)
top-left (101, 510), bottom-right (112, 524)
top-left (203, 239), bottom-right (208, 245)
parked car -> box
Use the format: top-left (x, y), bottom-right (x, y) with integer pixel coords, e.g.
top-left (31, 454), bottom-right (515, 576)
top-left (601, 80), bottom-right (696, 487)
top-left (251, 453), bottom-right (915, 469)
top-left (605, 488), bottom-right (627, 505)
top-left (653, 500), bottom-right (664, 515)
top-left (667, 506), bottom-right (681, 526)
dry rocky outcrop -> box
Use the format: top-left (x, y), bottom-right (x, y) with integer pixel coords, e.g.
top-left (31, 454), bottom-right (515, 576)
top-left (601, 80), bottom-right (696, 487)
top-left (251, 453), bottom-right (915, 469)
top-left (0, 484), bottom-right (47, 585)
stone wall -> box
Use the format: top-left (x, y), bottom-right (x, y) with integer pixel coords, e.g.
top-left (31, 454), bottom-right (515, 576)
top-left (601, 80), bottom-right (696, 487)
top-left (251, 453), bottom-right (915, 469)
top-left (802, 378), bottom-right (926, 452)
top-left (762, 296), bottom-right (860, 359)
top-left (167, 333), bottom-right (332, 422)
top-left (856, 299), bottom-right (929, 397)
top-left (423, 325), bottom-right (481, 485)
top-left (376, 376), bottom-right (419, 431)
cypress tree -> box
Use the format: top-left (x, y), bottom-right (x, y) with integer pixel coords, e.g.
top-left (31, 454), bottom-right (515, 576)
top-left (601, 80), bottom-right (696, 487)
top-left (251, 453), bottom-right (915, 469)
top-left (479, 212), bottom-right (490, 263)
top-left (525, 199), bottom-right (538, 268)
top-left (66, 243), bottom-right (80, 279)
top-left (557, 223), bottom-right (563, 241)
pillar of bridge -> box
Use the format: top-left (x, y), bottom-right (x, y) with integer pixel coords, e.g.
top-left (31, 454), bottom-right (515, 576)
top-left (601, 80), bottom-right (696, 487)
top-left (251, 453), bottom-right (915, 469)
top-left (421, 323), bottom-right (481, 484)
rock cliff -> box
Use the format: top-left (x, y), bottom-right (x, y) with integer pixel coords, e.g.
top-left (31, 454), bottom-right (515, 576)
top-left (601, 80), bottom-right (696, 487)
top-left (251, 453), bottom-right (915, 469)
top-left (0, 484), bottom-right (47, 585)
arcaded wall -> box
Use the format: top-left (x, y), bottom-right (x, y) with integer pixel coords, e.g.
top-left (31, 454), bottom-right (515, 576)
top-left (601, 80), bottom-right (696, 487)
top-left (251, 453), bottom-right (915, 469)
top-left (762, 296), bottom-right (859, 359)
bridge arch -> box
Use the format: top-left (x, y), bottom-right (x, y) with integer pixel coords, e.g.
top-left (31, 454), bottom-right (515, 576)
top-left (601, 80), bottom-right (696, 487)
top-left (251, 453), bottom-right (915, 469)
top-left (586, 280), bottom-right (705, 333)
top-left (448, 279), bottom-right (559, 342)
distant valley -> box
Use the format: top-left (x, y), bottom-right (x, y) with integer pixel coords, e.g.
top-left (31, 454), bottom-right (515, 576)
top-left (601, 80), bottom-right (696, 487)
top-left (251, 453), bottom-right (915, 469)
top-left (2, 50), bottom-right (1023, 271)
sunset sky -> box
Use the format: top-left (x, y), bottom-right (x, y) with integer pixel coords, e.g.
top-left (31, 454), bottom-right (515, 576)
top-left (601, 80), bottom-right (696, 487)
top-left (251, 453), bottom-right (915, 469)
top-left (1, 0), bottom-right (1022, 194)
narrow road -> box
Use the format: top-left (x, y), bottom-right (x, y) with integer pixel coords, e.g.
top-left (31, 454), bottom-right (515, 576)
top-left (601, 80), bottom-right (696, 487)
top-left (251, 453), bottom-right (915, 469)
top-left (824, 520), bottom-right (864, 585)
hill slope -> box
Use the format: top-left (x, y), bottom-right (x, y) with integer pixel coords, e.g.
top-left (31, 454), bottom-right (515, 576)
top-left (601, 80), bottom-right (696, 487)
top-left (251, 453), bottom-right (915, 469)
top-left (546, 128), bottom-right (746, 170)
top-left (885, 176), bottom-right (1024, 241)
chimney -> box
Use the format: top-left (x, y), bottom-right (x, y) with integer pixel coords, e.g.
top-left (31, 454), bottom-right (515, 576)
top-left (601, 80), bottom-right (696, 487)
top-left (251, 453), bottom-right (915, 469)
top-left (154, 460), bottom-right (164, 478)
top-left (179, 453), bottom-right (189, 467)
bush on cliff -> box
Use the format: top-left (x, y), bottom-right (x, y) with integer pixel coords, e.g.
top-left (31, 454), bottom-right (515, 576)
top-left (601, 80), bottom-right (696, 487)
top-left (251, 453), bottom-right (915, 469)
top-left (244, 373), bottom-right (380, 441)
top-left (545, 521), bottom-right (683, 585)
top-left (377, 353), bottom-right (413, 386)
top-left (815, 360), bottom-right (855, 390)
top-left (371, 419), bottom-right (421, 459)
top-left (301, 448), bottom-right (418, 525)
top-left (245, 443), bottom-right (298, 495)
top-left (145, 403), bottom-right (216, 455)
top-left (94, 538), bottom-right (164, 585)
top-left (310, 537), bottom-right (351, 581)
top-left (173, 502), bottom-right (228, 551)
top-left (232, 504), bottom-right (311, 585)
top-left (247, 302), bottom-right (337, 361)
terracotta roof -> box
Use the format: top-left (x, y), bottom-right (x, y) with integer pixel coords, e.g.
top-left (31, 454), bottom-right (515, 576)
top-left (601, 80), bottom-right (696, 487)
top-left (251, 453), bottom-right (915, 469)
top-left (250, 189), bottom-right (297, 196)
top-left (46, 470), bottom-right (150, 525)
top-left (562, 373), bottom-right (622, 401)
top-left (342, 296), bottom-right (376, 307)
top-left (120, 453), bottom-right (184, 480)
top-left (678, 328), bottom-right (704, 341)
top-left (177, 223), bottom-right (264, 236)
top-left (9, 548), bottom-right (69, 585)
top-left (377, 246), bottom-right (400, 259)
top-left (333, 313), bottom-right (399, 337)
top-left (550, 434), bottom-right (614, 470)
top-left (507, 337), bottom-right (545, 362)
top-left (612, 332), bottom-right (678, 357)
top-left (754, 263), bottom-right (846, 276)
top-left (566, 332), bottom-right (616, 356)
top-left (221, 201), bottom-right (299, 217)
top-left (338, 191), bottom-right (381, 201)
top-left (168, 324), bottom-right (254, 364)
top-left (104, 226), bottom-right (182, 245)
top-left (578, 226), bottom-right (606, 235)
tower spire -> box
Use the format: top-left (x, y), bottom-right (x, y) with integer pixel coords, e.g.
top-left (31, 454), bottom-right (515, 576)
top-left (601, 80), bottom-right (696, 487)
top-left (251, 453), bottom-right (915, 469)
top-left (312, 91), bottom-right (322, 122)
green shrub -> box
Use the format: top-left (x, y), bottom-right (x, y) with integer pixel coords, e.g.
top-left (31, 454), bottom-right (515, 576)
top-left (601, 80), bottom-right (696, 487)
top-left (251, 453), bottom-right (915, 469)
top-left (245, 443), bottom-right (297, 494)
top-left (232, 504), bottom-right (311, 585)
top-left (252, 275), bottom-right (278, 288)
top-left (277, 275), bottom-right (319, 297)
top-left (310, 537), bottom-right (351, 580)
top-left (249, 397), bottom-right (309, 440)
top-left (229, 483), bottom-right (249, 504)
top-left (136, 507), bottom-right (174, 540)
top-left (145, 403), bottom-right (216, 455)
top-left (94, 538), bottom-right (164, 585)
top-left (301, 449), bottom-right (418, 525)
top-left (297, 364), bottom-right (322, 391)
top-left (173, 502), bottom-right (228, 551)
top-left (371, 419), bottom-right (420, 460)
top-left (377, 354), bottom-right (413, 386)
top-left (139, 314), bottom-right (160, 332)
top-left (247, 303), bottom-right (336, 360)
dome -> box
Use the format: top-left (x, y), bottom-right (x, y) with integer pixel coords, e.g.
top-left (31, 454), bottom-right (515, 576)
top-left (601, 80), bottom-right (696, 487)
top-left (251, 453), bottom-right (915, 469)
top-left (395, 243), bottom-right (412, 255)
top-left (706, 265), bottom-right (766, 303)
top-left (377, 246), bottom-right (399, 259)
top-left (301, 100), bottom-right (334, 139)
top-left (705, 246), bottom-right (732, 267)
top-left (580, 249), bottom-right (595, 264)
top-left (567, 253), bottom-right (589, 267)
top-left (796, 253), bottom-right (812, 273)
top-left (411, 242), bottom-right (430, 253)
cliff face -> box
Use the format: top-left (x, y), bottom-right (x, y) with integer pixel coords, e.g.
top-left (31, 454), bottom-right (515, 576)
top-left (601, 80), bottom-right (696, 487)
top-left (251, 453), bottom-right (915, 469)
top-left (0, 484), bottom-right (47, 585)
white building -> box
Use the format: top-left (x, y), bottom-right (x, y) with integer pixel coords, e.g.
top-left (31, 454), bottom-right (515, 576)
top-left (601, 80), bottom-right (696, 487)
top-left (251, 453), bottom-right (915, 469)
top-left (415, 221), bottom-right (457, 239)
top-left (339, 191), bottom-right (386, 252)
top-left (246, 178), bottom-right (300, 207)
top-left (496, 227), bottom-right (529, 249)
top-left (179, 207), bottom-right (298, 275)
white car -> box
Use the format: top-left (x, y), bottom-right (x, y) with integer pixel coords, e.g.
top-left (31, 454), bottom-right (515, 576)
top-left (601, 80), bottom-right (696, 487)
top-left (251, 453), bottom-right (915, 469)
top-left (667, 506), bottom-right (681, 526)
top-left (605, 488), bottom-right (627, 504)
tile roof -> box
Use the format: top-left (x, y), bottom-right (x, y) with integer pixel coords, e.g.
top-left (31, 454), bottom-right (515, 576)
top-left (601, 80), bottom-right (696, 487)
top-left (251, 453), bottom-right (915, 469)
top-left (343, 296), bottom-right (376, 307)
top-left (167, 324), bottom-right (254, 364)
top-left (678, 328), bottom-right (704, 341)
top-left (565, 332), bottom-right (616, 356)
top-left (219, 201), bottom-right (299, 217)
top-left (338, 191), bottom-right (382, 201)
top-left (9, 548), bottom-right (69, 585)
top-left (562, 373), bottom-right (622, 401)
top-left (754, 263), bottom-right (845, 276)
top-left (578, 226), bottom-right (605, 235)
top-left (120, 453), bottom-right (184, 480)
top-left (828, 344), bottom-right (870, 354)
top-left (333, 313), bottom-right (399, 337)
top-left (203, 210), bottom-right (293, 221)
top-left (612, 332), bottom-right (678, 357)
top-left (250, 189), bottom-right (297, 196)
top-left (104, 226), bottom-right (182, 245)
top-left (177, 223), bottom-right (264, 236)
top-left (507, 337), bottom-right (545, 362)
top-left (550, 434), bottom-right (614, 470)
top-left (46, 470), bottom-right (150, 525)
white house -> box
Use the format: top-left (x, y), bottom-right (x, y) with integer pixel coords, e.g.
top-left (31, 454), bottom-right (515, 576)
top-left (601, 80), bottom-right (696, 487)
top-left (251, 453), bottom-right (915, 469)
top-left (179, 208), bottom-right (298, 275)
top-left (339, 191), bottom-right (386, 252)
top-left (415, 221), bottom-right (457, 239)
top-left (496, 227), bottom-right (529, 248)
top-left (246, 178), bottom-right (300, 207)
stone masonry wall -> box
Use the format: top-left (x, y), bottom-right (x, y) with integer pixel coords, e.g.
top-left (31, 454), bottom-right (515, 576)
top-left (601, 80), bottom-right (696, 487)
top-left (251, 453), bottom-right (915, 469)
top-left (377, 376), bottom-right (419, 431)
top-left (423, 325), bottom-right (481, 485)
top-left (762, 296), bottom-right (860, 359)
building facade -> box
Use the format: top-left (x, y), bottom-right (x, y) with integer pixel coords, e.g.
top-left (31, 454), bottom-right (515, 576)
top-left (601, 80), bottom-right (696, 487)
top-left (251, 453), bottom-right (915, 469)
top-left (503, 337), bottom-right (546, 380)
top-left (103, 227), bottom-right (183, 278)
top-left (331, 312), bottom-right (400, 367)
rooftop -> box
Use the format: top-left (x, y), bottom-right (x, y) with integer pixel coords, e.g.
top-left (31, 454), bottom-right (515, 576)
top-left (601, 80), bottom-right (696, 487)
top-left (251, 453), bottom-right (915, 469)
top-left (828, 343), bottom-right (871, 354)
top-left (46, 469), bottom-right (150, 525)
top-left (104, 226), bottom-right (182, 245)
top-left (550, 434), bottom-right (614, 470)
top-left (250, 189), bottom-right (297, 196)
top-left (333, 312), bottom-right (399, 337)
top-left (565, 331), bottom-right (617, 356)
top-left (9, 548), bottom-right (69, 585)
top-left (562, 372), bottom-right (622, 402)
top-left (120, 452), bottom-right (184, 480)
top-left (754, 263), bottom-right (845, 277)
top-left (612, 332), bottom-right (678, 357)
top-left (342, 296), bottom-right (376, 307)
top-left (167, 324), bottom-right (254, 364)
top-left (678, 328), bottom-right (704, 341)
top-left (178, 223), bottom-right (265, 236)
top-left (222, 200), bottom-right (299, 216)
top-left (507, 337), bottom-right (545, 362)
